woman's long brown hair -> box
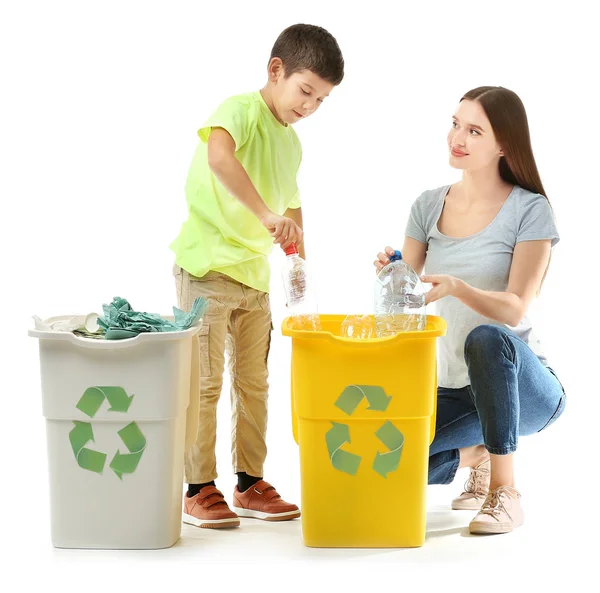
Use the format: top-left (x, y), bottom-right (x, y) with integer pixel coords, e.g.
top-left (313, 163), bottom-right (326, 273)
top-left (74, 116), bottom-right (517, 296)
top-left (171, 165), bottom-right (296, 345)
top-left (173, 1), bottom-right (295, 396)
top-left (462, 86), bottom-right (548, 201)
top-left (461, 86), bottom-right (552, 293)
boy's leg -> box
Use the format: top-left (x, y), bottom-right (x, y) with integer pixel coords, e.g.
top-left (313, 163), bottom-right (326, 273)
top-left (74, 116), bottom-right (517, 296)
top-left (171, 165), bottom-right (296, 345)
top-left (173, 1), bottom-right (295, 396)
top-left (175, 266), bottom-right (241, 529)
top-left (174, 266), bottom-right (229, 484)
top-left (226, 288), bottom-right (271, 480)
top-left (226, 285), bottom-right (300, 521)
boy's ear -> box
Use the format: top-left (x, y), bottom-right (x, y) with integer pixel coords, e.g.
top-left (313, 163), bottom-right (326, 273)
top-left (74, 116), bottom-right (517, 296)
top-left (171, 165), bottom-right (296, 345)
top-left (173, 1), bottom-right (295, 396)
top-left (267, 57), bottom-right (285, 82)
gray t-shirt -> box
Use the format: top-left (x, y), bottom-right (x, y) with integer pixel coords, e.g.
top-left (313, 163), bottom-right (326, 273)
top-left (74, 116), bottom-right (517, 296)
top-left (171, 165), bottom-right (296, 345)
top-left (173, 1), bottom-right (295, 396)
top-left (405, 184), bottom-right (560, 388)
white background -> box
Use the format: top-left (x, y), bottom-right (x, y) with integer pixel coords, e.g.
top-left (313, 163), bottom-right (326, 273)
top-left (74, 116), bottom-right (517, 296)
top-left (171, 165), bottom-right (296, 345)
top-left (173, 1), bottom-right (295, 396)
top-left (1, 0), bottom-right (598, 589)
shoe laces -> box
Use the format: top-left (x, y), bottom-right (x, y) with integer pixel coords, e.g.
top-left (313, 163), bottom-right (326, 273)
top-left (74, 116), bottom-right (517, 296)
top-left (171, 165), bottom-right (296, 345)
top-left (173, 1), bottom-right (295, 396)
top-left (462, 462), bottom-right (490, 497)
top-left (479, 485), bottom-right (520, 522)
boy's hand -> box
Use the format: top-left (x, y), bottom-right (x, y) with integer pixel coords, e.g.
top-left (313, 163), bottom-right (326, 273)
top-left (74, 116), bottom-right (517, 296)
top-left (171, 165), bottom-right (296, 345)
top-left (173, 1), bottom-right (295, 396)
top-left (260, 212), bottom-right (304, 250)
top-left (373, 246), bottom-right (396, 273)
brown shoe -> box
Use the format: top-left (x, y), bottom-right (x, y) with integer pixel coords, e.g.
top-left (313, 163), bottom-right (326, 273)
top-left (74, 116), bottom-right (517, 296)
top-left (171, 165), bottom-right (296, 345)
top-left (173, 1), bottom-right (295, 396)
top-left (183, 486), bottom-right (240, 529)
top-left (451, 459), bottom-right (490, 510)
top-left (232, 480), bottom-right (301, 522)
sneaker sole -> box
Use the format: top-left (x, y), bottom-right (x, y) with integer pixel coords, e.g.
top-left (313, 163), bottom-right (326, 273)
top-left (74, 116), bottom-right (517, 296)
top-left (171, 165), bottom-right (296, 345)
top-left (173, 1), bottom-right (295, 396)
top-left (451, 499), bottom-right (486, 511)
top-left (183, 513), bottom-right (240, 529)
top-left (469, 520), bottom-right (524, 535)
top-left (232, 507), bottom-right (301, 522)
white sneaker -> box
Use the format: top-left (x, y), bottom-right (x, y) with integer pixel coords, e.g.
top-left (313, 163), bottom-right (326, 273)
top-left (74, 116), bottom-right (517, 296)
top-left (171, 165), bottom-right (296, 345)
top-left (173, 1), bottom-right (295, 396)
top-left (469, 485), bottom-right (524, 535)
top-left (451, 459), bottom-right (490, 510)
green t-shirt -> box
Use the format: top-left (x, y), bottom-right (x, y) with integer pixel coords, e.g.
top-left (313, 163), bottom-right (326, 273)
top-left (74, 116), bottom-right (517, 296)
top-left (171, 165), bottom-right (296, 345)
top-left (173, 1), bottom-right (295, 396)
top-left (170, 91), bottom-right (302, 293)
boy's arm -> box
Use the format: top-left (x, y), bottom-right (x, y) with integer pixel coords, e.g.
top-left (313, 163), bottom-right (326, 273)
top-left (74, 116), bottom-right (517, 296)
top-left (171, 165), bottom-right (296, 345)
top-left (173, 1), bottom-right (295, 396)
top-left (283, 207), bottom-right (305, 258)
top-left (207, 127), bottom-right (303, 250)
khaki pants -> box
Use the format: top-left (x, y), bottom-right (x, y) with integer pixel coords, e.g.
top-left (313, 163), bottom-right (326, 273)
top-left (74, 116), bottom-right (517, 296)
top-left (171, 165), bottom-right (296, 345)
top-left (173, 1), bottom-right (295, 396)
top-left (174, 265), bottom-right (272, 483)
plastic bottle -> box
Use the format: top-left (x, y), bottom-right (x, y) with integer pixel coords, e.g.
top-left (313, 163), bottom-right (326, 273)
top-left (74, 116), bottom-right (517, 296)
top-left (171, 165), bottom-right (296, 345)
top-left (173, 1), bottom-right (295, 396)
top-left (340, 314), bottom-right (375, 339)
top-left (281, 243), bottom-right (322, 331)
top-left (374, 250), bottom-right (426, 336)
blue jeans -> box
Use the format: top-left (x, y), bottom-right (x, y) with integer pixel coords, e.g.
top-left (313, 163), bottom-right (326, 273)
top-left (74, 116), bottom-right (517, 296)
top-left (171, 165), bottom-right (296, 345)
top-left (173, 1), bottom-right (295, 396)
top-left (428, 324), bottom-right (566, 485)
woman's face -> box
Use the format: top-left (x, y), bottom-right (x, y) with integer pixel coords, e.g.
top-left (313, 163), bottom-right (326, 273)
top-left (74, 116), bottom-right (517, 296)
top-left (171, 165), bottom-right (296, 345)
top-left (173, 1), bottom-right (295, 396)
top-left (448, 99), bottom-right (503, 171)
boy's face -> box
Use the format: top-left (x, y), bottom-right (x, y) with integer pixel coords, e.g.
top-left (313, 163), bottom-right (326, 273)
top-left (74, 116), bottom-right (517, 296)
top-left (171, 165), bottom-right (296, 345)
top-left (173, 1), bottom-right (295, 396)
top-left (270, 63), bottom-right (335, 125)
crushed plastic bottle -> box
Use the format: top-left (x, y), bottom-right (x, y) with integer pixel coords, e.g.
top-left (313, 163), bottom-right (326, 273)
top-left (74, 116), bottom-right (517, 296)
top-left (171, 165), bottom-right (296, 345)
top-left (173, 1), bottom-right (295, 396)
top-left (281, 243), bottom-right (322, 331)
top-left (374, 250), bottom-right (426, 336)
top-left (340, 314), bottom-right (375, 339)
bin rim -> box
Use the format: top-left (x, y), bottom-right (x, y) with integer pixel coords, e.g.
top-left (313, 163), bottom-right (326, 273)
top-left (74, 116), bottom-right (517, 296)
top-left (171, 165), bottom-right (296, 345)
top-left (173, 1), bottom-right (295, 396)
top-left (29, 315), bottom-right (202, 349)
top-left (281, 313), bottom-right (446, 344)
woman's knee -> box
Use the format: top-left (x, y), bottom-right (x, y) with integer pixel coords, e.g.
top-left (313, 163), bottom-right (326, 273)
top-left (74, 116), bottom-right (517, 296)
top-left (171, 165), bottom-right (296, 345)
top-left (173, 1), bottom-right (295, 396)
top-left (464, 324), bottom-right (509, 363)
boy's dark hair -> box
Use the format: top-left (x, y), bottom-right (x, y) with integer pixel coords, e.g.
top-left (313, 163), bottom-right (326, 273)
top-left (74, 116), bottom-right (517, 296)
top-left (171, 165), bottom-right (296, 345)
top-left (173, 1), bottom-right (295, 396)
top-left (270, 24), bottom-right (344, 86)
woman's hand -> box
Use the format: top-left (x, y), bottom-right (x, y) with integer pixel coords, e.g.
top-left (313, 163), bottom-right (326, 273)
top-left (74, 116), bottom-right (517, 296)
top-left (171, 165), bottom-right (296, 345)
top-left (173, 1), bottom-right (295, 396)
top-left (373, 246), bottom-right (396, 273)
top-left (373, 247), bottom-right (464, 304)
top-left (420, 274), bottom-right (464, 305)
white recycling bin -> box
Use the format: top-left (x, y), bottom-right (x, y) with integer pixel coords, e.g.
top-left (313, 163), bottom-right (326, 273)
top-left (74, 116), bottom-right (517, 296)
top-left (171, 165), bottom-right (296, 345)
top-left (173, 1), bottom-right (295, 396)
top-left (29, 316), bottom-right (201, 549)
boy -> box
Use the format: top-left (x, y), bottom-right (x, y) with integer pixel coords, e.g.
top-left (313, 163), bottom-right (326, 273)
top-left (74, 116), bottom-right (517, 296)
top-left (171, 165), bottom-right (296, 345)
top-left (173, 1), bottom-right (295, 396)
top-left (171, 24), bottom-right (344, 529)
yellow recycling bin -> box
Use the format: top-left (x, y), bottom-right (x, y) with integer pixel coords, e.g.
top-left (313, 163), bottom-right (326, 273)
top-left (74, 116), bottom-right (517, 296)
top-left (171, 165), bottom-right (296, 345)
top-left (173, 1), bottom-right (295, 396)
top-left (282, 314), bottom-right (446, 548)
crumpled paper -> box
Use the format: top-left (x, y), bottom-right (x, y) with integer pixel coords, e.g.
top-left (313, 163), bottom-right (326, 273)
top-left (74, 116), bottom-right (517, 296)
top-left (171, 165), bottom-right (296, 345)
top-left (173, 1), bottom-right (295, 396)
top-left (96, 296), bottom-right (207, 340)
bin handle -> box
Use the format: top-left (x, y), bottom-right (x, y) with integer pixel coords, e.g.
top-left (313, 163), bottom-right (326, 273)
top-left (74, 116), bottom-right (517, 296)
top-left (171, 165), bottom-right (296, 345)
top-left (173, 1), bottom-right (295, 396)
top-left (281, 320), bottom-right (446, 346)
top-left (429, 366), bottom-right (438, 445)
top-left (28, 323), bottom-right (201, 349)
top-left (291, 359), bottom-right (299, 445)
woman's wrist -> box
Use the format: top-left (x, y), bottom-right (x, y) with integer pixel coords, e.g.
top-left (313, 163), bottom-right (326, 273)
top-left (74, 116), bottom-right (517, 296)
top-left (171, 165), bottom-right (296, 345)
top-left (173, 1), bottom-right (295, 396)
top-left (453, 278), bottom-right (469, 299)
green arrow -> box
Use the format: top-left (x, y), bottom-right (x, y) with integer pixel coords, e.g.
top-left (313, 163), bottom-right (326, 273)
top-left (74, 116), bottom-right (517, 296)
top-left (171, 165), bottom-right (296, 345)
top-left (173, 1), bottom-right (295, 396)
top-left (362, 386), bottom-right (392, 412)
top-left (325, 422), bottom-right (361, 475)
top-left (109, 422), bottom-right (146, 480)
top-left (76, 387), bottom-right (106, 418)
top-left (373, 449), bottom-right (402, 479)
top-left (77, 447), bottom-right (108, 473)
top-left (118, 421), bottom-right (146, 452)
top-left (69, 420), bottom-right (93, 456)
top-left (375, 421), bottom-right (404, 450)
top-left (335, 385), bottom-right (392, 415)
top-left (332, 449), bottom-right (361, 476)
top-left (372, 421), bottom-right (404, 479)
top-left (69, 421), bottom-right (106, 473)
top-left (76, 386), bottom-right (134, 417)
top-left (326, 422), bottom-right (351, 456)
top-left (335, 386), bottom-right (365, 415)
top-left (99, 386), bottom-right (135, 412)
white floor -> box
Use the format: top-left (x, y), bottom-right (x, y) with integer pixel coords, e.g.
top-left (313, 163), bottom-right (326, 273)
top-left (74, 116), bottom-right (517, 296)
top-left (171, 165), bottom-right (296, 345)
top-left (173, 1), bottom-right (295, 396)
top-left (4, 472), bottom-right (593, 593)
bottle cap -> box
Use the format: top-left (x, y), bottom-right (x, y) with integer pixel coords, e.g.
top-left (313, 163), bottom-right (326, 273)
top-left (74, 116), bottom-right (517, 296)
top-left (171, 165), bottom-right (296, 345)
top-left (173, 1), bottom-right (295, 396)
top-left (284, 243), bottom-right (299, 256)
top-left (390, 250), bottom-right (402, 262)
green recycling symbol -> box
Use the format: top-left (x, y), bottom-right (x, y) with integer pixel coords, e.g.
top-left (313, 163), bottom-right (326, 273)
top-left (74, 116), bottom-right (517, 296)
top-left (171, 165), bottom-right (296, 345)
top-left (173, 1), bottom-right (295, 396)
top-left (325, 385), bottom-right (404, 479)
top-left (68, 386), bottom-right (146, 480)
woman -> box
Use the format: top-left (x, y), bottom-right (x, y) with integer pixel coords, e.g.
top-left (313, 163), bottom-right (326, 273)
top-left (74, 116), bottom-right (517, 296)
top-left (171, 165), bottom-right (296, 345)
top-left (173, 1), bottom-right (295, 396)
top-left (374, 86), bottom-right (566, 535)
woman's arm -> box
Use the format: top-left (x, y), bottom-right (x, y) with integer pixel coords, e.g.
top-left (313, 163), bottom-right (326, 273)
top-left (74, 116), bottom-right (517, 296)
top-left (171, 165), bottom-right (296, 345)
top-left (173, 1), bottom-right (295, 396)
top-left (422, 240), bottom-right (552, 326)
